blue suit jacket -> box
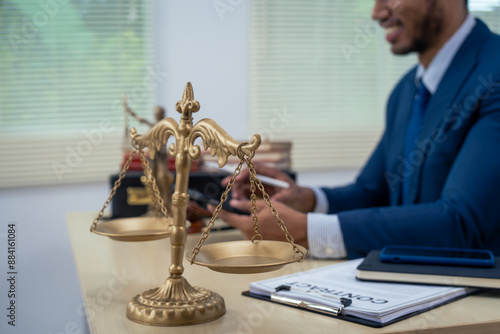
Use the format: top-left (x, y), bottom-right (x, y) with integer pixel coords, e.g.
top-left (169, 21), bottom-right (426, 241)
top-left (322, 19), bottom-right (500, 258)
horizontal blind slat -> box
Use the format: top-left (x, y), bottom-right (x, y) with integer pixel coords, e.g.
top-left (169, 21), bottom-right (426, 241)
top-left (0, 0), bottom-right (154, 188)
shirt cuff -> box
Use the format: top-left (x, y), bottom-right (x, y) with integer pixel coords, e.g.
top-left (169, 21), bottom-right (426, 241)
top-left (311, 187), bottom-right (329, 213)
top-left (307, 213), bottom-right (347, 259)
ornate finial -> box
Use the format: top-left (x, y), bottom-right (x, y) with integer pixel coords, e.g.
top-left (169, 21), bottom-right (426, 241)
top-left (175, 82), bottom-right (200, 116)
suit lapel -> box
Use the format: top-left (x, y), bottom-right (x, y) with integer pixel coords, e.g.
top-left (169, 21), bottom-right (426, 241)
top-left (420, 59), bottom-right (478, 142)
top-left (407, 20), bottom-right (489, 203)
top-left (389, 74), bottom-right (417, 205)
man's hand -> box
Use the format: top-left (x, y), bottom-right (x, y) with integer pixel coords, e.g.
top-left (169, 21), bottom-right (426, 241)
top-left (224, 164), bottom-right (317, 213)
top-left (216, 199), bottom-right (309, 249)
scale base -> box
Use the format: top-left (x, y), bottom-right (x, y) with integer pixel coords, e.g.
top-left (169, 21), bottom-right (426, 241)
top-left (126, 276), bottom-right (225, 326)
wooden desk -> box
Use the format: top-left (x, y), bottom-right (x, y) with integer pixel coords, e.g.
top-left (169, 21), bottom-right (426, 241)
top-left (67, 212), bottom-right (500, 334)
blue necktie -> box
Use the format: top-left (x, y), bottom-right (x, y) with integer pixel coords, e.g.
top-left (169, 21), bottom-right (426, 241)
top-left (402, 81), bottom-right (431, 204)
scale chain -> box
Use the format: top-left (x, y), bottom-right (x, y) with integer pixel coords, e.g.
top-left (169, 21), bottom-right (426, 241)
top-left (138, 156), bottom-right (162, 218)
top-left (189, 156), bottom-right (246, 263)
top-left (249, 166), bottom-right (262, 242)
top-left (91, 147), bottom-right (138, 231)
top-left (245, 157), bottom-right (305, 261)
top-left (189, 143), bottom-right (305, 263)
top-left (138, 149), bottom-right (170, 220)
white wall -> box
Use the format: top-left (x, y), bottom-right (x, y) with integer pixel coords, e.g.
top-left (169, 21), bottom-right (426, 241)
top-left (154, 0), bottom-right (249, 139)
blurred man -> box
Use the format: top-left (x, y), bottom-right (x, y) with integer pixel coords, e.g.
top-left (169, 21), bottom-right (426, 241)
top-left (217, 0), bottom-right (500, 259)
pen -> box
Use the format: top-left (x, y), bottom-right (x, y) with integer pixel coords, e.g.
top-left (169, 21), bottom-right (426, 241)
top-left (203, 162), bottom-right (290, 188)
top-left (255, 174), bottom-right (290, 189)
top-left (271, 285), bottom-right (351, 316)
top-left (271, 294), bottom-right (345, 316)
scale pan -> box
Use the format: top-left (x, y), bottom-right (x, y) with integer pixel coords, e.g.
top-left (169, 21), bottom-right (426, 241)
top-left (188, 240), bottom-right (307, 274)
top-left (93, 217), bottom-right (172, 241)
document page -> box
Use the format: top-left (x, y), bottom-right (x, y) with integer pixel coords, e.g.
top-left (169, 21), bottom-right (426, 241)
top-left (249, 259), bottom-right (474, 324)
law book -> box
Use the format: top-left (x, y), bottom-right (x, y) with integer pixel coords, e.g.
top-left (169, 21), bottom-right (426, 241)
top-left (357, 250), bottom-right (500, 289)
top-left (244, 259), bottom-right (475, 327)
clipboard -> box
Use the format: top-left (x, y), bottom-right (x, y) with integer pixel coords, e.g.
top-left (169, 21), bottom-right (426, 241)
top-left (242, 287), bottom-right (477, 328)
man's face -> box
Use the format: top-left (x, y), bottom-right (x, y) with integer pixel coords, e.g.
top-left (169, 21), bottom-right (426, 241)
top-left (372, 0), bottom-right (444, 55)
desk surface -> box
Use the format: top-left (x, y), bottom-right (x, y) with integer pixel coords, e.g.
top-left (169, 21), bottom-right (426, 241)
top-left (67, 212), bottom-right (500, 334)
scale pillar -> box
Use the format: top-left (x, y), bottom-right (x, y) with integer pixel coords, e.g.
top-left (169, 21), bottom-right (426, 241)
top-left (125, 83), bottom-right (226, 326)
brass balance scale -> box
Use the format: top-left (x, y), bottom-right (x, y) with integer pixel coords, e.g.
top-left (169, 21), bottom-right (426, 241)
top-left (90, 82), bottom-right (307, 326)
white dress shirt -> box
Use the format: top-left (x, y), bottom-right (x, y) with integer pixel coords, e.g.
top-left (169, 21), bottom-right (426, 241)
top-left (306, 14), bottom-right (476, 259)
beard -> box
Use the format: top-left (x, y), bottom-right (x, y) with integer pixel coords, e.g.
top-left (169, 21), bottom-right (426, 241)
top-left (393, 0), bottom-right (444, 55)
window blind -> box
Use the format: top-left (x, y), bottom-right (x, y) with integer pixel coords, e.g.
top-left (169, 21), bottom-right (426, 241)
top-left (0, 0), bottom-right (155, 188)
top-left (249, 0), bottom-right (500, 171)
